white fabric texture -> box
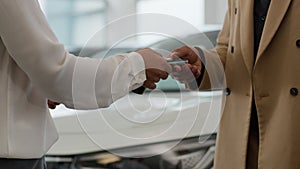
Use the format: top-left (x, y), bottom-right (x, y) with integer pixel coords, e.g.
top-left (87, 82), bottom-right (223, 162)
top-left (0, 0), bottom-right (146, 158)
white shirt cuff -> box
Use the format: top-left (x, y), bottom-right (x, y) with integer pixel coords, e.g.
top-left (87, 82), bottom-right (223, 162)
top-left (127, 52), bottom-right (147, 90)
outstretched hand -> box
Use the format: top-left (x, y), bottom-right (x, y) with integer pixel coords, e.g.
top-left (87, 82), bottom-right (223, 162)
top-left (136, 48), bottom-right (172, 89)
top-left (168, 46), bottom-right (202, 84)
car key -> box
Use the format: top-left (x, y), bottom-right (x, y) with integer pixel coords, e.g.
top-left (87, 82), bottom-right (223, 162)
top-left (166, 58), bottom-right (188, 65)
top-left (132, 58), bottom-right (188, 95)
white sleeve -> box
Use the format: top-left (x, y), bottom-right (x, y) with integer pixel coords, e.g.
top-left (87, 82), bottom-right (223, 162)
top-left (0, 0), bottom-right (146, 109)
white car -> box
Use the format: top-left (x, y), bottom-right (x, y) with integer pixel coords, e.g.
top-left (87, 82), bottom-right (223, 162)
top-left (47, 30), bottom-right (224, 169)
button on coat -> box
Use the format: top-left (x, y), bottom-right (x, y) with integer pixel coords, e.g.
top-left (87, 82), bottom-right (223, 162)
top-left (225, 88), bottom-right (231, 96)
top-left (296, 39), bottom-right (300, 48)
top-left (290, 88), bottom-right (298, 96)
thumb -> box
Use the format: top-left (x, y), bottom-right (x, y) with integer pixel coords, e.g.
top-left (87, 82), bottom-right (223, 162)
top-left (170, 46), bottom-right (193, 58)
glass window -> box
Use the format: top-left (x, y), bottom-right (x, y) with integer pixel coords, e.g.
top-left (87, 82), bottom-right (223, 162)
top-left (137, 0), bottom-right (205, 29)
top-left (39, 0), bottom-right (108, 48)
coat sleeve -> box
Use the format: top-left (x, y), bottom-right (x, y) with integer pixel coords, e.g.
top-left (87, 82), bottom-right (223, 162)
top-left (0, 0), bottom-right (146, 109)
top-left (196, 7), bottom-right (231, 90)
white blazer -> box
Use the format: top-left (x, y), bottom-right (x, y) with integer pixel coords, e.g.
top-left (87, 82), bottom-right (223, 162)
top-left (0, 0), bottom-right (146, 158)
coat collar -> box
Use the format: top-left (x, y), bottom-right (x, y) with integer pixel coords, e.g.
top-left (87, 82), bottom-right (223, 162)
top-left (256, 0), bottom-right (292, 64)
top-left (239, 0), bottom-right (292, 74)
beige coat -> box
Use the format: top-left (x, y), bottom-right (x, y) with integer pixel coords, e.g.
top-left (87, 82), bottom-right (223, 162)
top-left (200, 0), bottom-right (300, 168)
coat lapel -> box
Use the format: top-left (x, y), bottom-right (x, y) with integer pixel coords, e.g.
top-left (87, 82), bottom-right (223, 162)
top-left (255, 0), bottom-right (292, 64)
top-left (240, 0), bottom-right (254, 75)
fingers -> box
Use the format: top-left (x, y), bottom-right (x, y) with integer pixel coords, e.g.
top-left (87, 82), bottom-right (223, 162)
top-left (144, 68), bottom-right (169, 89)
top-left (137, 48), bottom-right (172, 73)
top-left (160, 71), bottom-right (169, 80)
top-left (143, 80), bottom-right (156, 90)
top-left (48, 103), bottom-right (56, 109)
top-left (191, 65), bottom-right (201, 77)
top-left (136, 47), bottom-right (201, 90)
top-left (169, 46), bottom-right (200, 64)
top-left (149, 70), bottom-right (168, 80)
top-left (147, 70), bottom-right (161, 83)
top-left (136, 48), bottom-right (172, 90)
top-left (160, 58), bottom-right (172, 73)
top-left (169, 46), bottom-right (191, 58)
top-left (170, 63), bottom-right (198, 84)
top-left (48, 100), bottom-right (60, 109)
top-left (167, 46), bottom-right (203, 84)
top-left (144, 68), bottom-right (168, 89)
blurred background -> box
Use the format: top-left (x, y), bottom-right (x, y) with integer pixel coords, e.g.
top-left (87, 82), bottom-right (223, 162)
top-left (38, 0), bottom-right (226, 50)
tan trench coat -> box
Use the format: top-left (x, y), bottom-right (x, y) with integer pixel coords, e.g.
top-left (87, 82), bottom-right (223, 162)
top-left (200, 0), bottom-right (300, 168)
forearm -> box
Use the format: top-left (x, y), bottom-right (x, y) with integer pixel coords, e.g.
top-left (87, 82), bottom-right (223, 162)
top-left (0, 0), bottom-right (146, 109)
top-left (69, 52), bottom-right (146, 109)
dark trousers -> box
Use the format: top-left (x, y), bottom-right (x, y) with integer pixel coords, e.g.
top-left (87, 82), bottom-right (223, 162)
top-left (246, 101), bottom-right (259, 169)
top-left (0, 157), bottom-right (47, 169)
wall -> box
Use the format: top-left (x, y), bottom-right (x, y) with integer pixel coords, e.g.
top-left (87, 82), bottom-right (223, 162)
top-left (204, 0), bottom-right (228, 24)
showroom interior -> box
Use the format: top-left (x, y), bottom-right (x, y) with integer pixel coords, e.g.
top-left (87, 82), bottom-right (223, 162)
top-left (2, 0), bottom-right (227, 169)
top-left (2, 0), bottom-right (299, 168)
top-left (41, 0), bottom-right (227, 169)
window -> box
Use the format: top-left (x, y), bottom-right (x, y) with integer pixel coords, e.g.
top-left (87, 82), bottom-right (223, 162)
top-left (39, 0), bottom-right (107, 48)
top-left (137, 0), bottom-right (205, 30)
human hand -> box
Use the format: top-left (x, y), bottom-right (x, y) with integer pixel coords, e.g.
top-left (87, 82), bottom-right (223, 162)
top-left (136, 48), bottom-right (172, 89)
top-left (168, 46), bottom-right (202, 84)
top-left (48, 100), bottom-right (60, 109)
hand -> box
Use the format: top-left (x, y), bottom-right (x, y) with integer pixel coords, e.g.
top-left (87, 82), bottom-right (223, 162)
top-left (136, 48), bottom-right (172, 89)
top-left (168, 46), bottom-right (202, 84)
top-left (48, 100), bottom-right (60, 109)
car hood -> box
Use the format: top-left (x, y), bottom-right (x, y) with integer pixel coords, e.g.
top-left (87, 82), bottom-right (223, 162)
top-left (47, 91), bottom-right (223, 156)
